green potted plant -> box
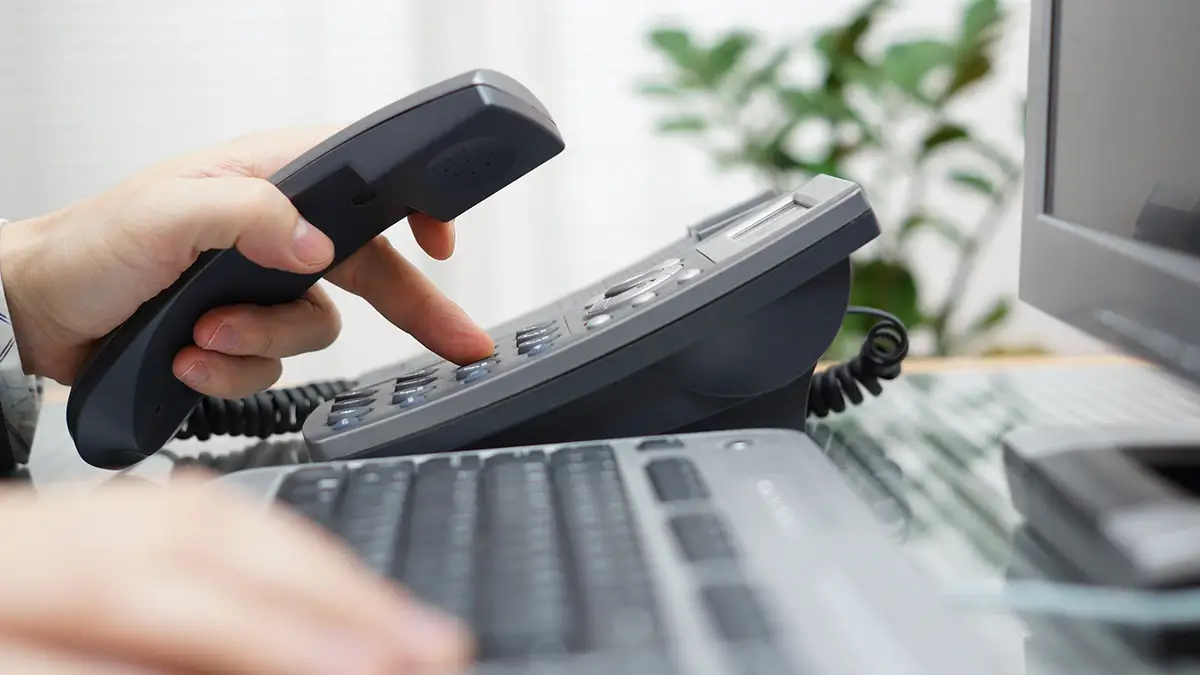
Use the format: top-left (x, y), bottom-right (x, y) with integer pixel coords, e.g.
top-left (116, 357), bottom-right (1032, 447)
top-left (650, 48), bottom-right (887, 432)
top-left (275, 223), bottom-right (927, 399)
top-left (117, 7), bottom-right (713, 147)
top-left (638, 0), bottom-right (1035, 357)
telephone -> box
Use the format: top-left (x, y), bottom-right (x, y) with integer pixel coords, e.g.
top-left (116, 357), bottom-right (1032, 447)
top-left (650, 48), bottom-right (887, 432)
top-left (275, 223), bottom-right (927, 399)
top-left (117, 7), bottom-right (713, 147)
top-left (67, 70), bottom-right (909, 473)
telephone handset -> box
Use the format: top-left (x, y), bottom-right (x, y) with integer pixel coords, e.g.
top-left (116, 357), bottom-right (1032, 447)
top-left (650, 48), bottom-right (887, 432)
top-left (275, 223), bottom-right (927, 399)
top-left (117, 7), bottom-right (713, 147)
top-left (67, 69), bottom-right (565, 470)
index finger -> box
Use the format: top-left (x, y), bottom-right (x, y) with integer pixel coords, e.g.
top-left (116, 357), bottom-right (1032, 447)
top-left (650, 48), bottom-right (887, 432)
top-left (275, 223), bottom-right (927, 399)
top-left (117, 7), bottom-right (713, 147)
top-left (157, 126), bottom-right (346, 180)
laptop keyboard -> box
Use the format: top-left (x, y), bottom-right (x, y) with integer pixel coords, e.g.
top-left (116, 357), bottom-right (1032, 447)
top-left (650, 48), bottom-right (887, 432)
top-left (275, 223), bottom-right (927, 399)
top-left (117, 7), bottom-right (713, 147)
top-left (273, 442), bottom-right (785, 671)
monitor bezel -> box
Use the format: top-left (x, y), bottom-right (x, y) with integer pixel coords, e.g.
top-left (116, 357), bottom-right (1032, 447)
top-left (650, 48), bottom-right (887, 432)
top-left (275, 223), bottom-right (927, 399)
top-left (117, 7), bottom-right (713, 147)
top-left (1021, 0), bottom-right (1200, 387)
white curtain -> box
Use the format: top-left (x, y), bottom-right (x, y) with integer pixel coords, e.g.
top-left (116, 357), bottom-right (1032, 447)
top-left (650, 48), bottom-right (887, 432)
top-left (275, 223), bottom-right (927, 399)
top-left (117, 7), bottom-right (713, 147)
top-left (0, 0), bottom-right (1100, 386)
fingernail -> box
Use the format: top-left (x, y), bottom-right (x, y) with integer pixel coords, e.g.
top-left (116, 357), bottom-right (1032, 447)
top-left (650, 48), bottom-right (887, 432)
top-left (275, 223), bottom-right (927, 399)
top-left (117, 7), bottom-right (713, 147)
top-left (314, 632), bottom-right (381, 675)
top-left (293, 218), bottom-right (334, 267)
top-left (395, 604), bottom-right (471, 662)
top-left (178, 360), bottom-right (208, 386)
top-left (204, 322), bottom-right (238, 352)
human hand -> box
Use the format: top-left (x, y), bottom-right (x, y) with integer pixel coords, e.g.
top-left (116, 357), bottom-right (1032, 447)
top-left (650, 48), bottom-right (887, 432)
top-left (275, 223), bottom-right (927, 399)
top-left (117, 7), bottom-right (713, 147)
top-left (0, 127), bottom-right (495, 398)
top-left (0, 475), bottom-right (472, 674)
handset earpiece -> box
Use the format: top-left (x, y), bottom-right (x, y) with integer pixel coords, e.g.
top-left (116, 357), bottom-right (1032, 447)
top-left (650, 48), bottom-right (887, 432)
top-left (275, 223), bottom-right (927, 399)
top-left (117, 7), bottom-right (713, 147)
top-left (67, 69), bottom-right (564, 470)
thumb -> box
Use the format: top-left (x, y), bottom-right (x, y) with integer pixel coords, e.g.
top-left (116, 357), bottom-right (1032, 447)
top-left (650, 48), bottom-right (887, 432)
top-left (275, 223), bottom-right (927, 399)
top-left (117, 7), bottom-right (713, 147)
top-left (148, 175), bottom-right (334, 274)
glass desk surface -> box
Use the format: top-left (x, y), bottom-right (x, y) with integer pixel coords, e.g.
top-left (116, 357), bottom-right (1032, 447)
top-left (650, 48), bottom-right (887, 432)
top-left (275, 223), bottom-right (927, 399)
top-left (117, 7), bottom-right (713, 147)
top-left (812, 360), bottom-right (1200, 675)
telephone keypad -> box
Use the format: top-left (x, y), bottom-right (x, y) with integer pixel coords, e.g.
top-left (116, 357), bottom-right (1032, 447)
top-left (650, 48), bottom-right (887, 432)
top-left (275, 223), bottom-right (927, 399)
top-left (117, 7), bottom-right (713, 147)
top-left (317, 246), bottom-right (718, 437)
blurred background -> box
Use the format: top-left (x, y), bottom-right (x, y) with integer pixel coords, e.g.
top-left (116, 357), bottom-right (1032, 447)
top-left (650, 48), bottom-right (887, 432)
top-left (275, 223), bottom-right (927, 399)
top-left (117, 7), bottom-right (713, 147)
top-left (0, 0), bottom-right (1108, 386)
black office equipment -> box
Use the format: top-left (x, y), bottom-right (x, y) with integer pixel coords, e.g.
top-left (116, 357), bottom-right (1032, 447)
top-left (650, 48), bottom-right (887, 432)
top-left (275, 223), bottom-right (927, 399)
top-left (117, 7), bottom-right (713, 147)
top-left (66, 69), bottom-right (565, 470)
top-left (298, 175), bottom-right (902, 463)
top-left (219, 428), bottom-right (1001, 675)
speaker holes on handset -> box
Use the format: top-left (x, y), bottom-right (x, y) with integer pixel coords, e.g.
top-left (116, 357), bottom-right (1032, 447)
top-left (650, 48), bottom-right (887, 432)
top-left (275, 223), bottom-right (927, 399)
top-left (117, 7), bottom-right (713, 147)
top-left (351, 189), bottom-right (377, 207)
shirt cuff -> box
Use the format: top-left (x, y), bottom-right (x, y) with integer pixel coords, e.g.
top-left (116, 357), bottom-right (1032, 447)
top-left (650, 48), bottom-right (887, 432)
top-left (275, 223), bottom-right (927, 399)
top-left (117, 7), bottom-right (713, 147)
top-left (0, 219), bottom-right (43, 467)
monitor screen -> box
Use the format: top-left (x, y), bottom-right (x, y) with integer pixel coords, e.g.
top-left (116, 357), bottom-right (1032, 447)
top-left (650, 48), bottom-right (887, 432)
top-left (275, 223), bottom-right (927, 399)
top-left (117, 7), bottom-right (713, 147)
top-left (1021, 0), bottom-right (1200, 385)
top-left (1046, 0), bottom-right (1200, 257)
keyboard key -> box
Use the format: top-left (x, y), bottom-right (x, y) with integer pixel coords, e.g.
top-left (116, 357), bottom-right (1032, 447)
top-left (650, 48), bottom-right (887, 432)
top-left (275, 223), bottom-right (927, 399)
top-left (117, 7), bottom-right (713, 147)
top-left (393, 458), bottom-right (481, 622)
top-left (477, 453), bottom-right (574, 658)
top-left (337, 462), bottom-right (414, 574)
top-left (551, 446), bottom-right (663, 649)
top-left (669, 514), bottom-right (737, 561)
top-left (702, 585), bottom-right (774, 643)
top-left (276, 466), bottom-right (346, 531)
top-left (646, 458), bottom-right (710, 502)
top-left (636, 437), bottom-right (684, 451)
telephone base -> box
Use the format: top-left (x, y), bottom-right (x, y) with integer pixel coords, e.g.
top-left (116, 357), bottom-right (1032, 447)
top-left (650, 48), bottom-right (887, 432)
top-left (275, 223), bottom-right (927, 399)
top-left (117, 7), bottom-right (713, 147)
top-left (422, 254), bottom-right (852, 456)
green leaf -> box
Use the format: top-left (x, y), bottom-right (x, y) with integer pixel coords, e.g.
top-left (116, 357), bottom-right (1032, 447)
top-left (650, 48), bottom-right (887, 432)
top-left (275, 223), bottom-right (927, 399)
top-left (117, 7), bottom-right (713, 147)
top-left (707, 31), bottom-right (755, 85)
top-left (949, 169), bottom-right (996, 196)
top-left (943, 51), bottom-right (992, 98)
top-left (848, 258), bottom-right (924, 333)
top-left (649, 28), bottom-right (700, 68)
top-left (965, 297), bottom-right (1013, 338)
top-left (657, 116), bottom-right (707, 133)
top-left (734, 45), bottom-right (790, 104)
top-left (961, 0), bottom-right (1003, 46)
top-left (899, 212), bottom-right (966, 245)
top-left (778, 88), bottom-right (820, 118)
top-left (637, 82), bottom-right (680, 97)
top-left (814, 0), bottom-right (890, 67)
top-left (919, 123), bottom-right (970, 159)
top-left (879, 40), bottom-right (954, 102)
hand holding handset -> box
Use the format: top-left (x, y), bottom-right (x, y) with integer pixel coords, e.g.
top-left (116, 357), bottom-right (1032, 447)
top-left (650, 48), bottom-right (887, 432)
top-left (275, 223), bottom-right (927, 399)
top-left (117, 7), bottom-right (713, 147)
top-left (67, 69), bottom-right (565, 469)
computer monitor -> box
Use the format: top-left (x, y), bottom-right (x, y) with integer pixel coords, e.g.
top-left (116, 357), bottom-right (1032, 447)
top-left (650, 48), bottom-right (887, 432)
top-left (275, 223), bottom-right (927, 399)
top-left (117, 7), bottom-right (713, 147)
top-left (1021, 0), bottom-right (1200, 387)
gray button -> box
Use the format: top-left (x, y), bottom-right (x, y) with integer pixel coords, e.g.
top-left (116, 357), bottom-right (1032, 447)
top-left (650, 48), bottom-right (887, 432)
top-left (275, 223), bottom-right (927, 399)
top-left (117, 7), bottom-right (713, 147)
top-left (393, 383), bottom-right (435, 397)
top-left (586, 314), bottom-right (612, 329)
top-left (392, 394), bottom-right (426, 408)
top-left (396, 367), bottom-right (438, 384)
top-left (456, 359), bottom-right (496, 380)
top-left (517, 334), bottom-right (556, 354)
top-left (584, 295), bottom-right (608, 316)
top-left (659, 257), bottom-right (682, 268)
top-left (631, 292), bottom-right (656, 307)
top-left (605, 269), bottom-right (659, 298)
top-left (515, 324), bottom-right (558, 342)
top-left (395, 375), bottom-right (436, 388)
top-left (678, 268), bottom-right (702, 283)
top-left (461, 369), bottom-right (489, 384)
top-left (328, 416), bottom-right (363, 432)
top-left (524, 342), bottom-right (553, 357)
top-left (327, 407), bottom-right (371, 424)
top-left (331, 397), bottom-right (374, 412)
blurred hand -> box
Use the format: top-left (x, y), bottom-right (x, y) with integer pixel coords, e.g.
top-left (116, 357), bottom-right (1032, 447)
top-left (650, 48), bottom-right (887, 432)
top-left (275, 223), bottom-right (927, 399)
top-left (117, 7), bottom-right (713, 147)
top-left (0, 127), bottom-right (494, 398)
top-left (0, 474), bottom-right (473, 674)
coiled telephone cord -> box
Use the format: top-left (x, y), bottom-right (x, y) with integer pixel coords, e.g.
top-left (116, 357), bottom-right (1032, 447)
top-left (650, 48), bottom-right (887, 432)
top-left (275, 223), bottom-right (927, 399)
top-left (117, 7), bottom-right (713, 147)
top-left (807, 306), bottom-right (910, 419)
